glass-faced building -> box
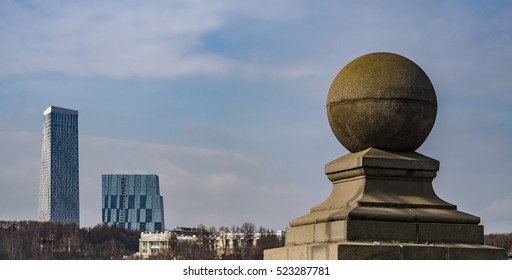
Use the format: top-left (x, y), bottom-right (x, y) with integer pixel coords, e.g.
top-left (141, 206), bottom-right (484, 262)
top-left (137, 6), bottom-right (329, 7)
top-left (102, 174), bottom-right (165, 232)
top-left (38, 106), bottom-right (80, 226)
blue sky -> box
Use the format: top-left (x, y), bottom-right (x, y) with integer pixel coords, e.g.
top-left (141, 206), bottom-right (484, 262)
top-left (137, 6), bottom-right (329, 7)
top-left (0, 0), bottom-right (511, 233)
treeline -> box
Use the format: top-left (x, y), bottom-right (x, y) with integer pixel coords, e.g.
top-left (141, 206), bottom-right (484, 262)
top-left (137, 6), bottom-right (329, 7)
top-left (484, 233), bottom-right (512, 255)
top-left (0, 220), bottom-right (284, 260)
top-left (3, 219), bottom-right (508, 260)
top-left (0, 220), bottom-right (139, 260)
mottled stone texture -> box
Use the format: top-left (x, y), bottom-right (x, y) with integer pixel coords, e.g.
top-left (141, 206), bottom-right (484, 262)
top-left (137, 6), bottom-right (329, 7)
top-left (264, 242), bottom-right (505, 260)
top-left (264, 52), bottom-right (505, 260)
top-left (327, 52), bottom-right (437, 152)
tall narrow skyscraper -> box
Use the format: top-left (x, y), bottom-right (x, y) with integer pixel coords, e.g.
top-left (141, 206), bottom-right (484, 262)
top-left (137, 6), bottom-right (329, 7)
top-left (39, 106), bottom-right (79, 226)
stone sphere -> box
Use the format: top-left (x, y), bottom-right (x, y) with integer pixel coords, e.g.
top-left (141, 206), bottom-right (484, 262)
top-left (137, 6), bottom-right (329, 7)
top-left (327, 52), bottom-right (437, 152)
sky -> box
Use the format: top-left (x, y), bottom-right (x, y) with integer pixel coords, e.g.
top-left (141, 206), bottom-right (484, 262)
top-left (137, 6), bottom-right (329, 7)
top-left (0, 0), bottom-right (511, 234)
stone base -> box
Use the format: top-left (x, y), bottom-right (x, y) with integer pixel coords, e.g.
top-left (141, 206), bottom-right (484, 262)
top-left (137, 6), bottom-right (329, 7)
top-left (285, 220), bottom-right (485, 246)
top-left (264, 149), bottom-right (506, 259)
top-left (264, 242), bottom-right (506, 260)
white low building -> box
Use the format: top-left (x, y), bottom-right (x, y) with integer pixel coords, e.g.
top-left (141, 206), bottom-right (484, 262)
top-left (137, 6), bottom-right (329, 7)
top-left (138, 231), bottom-right (171, 258)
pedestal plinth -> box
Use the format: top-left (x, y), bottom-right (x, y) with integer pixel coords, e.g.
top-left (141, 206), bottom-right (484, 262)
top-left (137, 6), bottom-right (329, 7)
top-left (264, 148), bottom-right (505, 259)
top-left (265, 53), bottom-right (505, 259)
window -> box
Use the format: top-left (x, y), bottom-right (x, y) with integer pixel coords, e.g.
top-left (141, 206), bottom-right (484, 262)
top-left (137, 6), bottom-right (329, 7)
top-left (128, 195), bottom-right (135, 208)
top-left (155, 222), bottom-right (162, 232)
top-left (110, 195), bottom-right (117, 208)
top-left (140, 196), bottom-right (146, 209)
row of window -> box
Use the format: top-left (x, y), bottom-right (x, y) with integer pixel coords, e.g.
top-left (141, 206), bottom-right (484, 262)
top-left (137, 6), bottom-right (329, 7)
top-left (104, 195), bottom-right (151, 209)
top-left (104, 222), bottom-right (163, 232)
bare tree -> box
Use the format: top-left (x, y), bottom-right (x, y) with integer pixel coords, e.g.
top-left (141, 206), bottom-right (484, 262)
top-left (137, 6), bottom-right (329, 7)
top-left (485, 233), bottom-right (512, 255)
top-left (217, 226), bottom-right (229, 258)
top-left (0, 221), bottom-right (139, 260)
top-left (240, 222), bottom-right (256, 258)
top-left (253, 228), bottom-right (284, 259)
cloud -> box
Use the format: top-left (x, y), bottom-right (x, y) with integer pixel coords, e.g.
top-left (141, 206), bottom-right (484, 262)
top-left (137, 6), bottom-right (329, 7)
top-left (205, 171), bottom-right (246, 193)
top-left (0, 1), bottom-right (236, 79)
top-left (1, 0), bottom-right (511, 88)
top-left (0, 0), bottom-right (309, 80)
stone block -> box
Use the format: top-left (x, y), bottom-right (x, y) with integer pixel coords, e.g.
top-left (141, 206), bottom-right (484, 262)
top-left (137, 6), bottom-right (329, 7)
top-left (287, 245), bottom-right (308, 260)
top-left (285, 224), bottom-right (315, 245)
top-left (310, 244), bottom-right (339, 259)
top-left (400, 244), bottom-right (448, 260)
top-left (314, 221), bottom-right (346, 243)
top-left (338, 242), bottom-right (401, 260)
top-left (263, 247), bottom-right (288, 260)
top-left (447, 245), bottom-right (506, 260)
top-left (346, 220), bottom-right (417, 242)
top-left (417, 223), bottom-right (484, 244)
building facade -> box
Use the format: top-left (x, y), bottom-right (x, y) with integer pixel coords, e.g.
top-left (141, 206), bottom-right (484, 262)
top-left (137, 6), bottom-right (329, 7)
top-left (102, 174), bottom-right (165, 233)
top-left (38, 106), bottom-right (80, 226)
top-left (138, 231), bottom-right (172, 259)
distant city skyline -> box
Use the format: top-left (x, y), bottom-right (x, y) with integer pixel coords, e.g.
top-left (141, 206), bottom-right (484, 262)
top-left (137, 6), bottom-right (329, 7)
top-left (38, 106), bottom-right (79, 226)
top-left (0, 1), bottom-right (511, 234)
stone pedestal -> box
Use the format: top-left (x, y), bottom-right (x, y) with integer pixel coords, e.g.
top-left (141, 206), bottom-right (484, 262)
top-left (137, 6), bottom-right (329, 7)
top-left (265, 53), bottom-right (505, 260)
top-left (264, 148), bottom-right (505, 259)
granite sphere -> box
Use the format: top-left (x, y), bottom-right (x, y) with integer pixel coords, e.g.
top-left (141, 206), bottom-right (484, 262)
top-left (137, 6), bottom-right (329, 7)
top-left (327, 52), bottom-right (437, 152)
